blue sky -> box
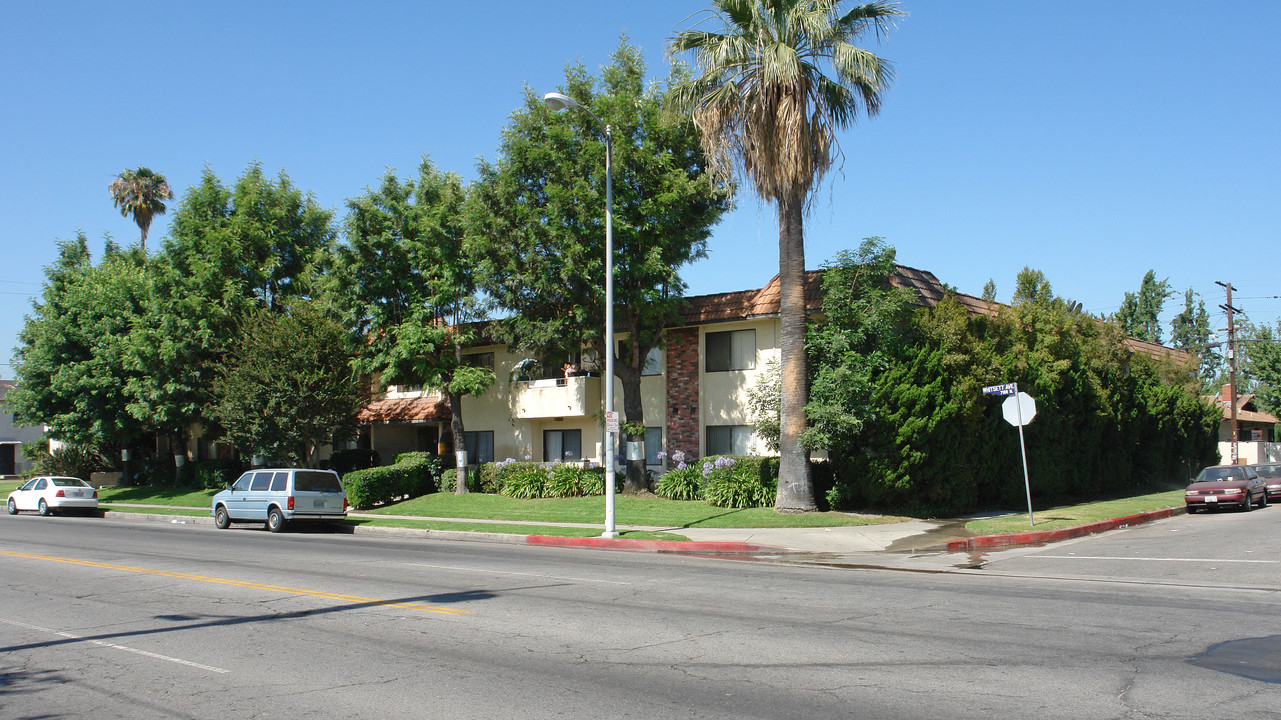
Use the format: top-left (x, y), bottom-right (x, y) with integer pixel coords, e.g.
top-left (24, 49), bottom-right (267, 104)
top-left (3, 1), bottom-right (1278, 375)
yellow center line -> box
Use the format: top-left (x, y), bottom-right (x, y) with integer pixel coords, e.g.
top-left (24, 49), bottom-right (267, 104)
top-left (0, 549), bottom-right (472, 616)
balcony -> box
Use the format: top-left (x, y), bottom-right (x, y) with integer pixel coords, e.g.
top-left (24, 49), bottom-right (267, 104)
top-left (513, 375), bottom-right (600, 419)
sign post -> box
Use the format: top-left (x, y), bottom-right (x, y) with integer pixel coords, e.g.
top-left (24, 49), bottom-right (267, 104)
top-left (985, 382), bottom-right (1037, 527)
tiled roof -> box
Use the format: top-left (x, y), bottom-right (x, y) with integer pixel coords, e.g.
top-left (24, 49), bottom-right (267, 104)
top-left (357, 396), bottom-right (451, 424)
top-left (681, 264), bottom-right (949, 324)
top-left (1209, 391), bottom-right (1280, 425)
top-left (679, 265), bottom-right (1191, 364)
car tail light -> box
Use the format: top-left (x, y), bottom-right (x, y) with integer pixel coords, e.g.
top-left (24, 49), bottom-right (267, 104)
top-left (55, 490), bottom-right (65, 498)
top-left (343, 498), bottom-right (349, 511)
top-left (93, 491), bottom-right (98, 498)
top-left (287, 496), bottom-right (295, 510)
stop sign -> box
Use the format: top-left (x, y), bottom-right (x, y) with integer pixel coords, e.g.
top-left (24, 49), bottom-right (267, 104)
top-left (1002, 392), bottom-right (1037, 427)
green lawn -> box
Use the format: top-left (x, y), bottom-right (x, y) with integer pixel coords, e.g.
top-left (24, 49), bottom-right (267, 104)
top-left (98, 486), bottom-right (219, 506)
top-left (965, 490), bottom-right (1186, 535)
top-left (362, 492), bottom-right (904, 529)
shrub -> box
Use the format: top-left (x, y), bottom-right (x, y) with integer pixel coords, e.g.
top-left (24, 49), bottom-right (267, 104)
top-left (655, 466), bottom-right (702, 500)
top-left (329, 448), bottom-right (381, 476)
top-left (179, 458), bottom-right (245, 490)
top-left (34, 445), bottom-right (107, 482)
top-left (701, 455), bottom-right (776, 509)
top-left (499, 468), bottom-right (545, 498)
top-left (343, 452), bottom-right (444, 509)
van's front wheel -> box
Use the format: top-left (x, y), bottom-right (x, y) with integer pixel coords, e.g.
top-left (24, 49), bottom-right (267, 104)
top-left (267, 506), bottom-right (286, 533)
top-left (214, 505), bottom-right (231, 529)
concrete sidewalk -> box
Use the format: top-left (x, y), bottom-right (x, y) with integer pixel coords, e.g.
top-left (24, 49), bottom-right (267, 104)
top-left (99, 503), bottom-right (1182, 568)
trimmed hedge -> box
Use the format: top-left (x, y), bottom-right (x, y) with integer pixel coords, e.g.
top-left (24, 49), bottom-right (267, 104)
top-left (328, 448), bottom-right (381, 477)
top-left (179, 458), bottom-right (246, 490)
top-left (343, 452), bottom-right (446, 510)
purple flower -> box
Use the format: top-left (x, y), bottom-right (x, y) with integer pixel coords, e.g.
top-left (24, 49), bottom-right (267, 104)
top-left (656, 450), bottom-right (668, 461)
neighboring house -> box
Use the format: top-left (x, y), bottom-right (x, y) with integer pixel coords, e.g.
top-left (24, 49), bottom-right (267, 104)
top-left (0, 380), bottom-right (45, 478)
top-left (1209, 384), bottom-right (1280, 465)
top-left (356, 264), bottom-right (1116, 473)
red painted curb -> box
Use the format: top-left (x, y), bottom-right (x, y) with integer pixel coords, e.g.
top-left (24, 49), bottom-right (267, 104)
top-left (526, 535), bottom-right (788, 555)
top-left (945, 507), bottom-right (1181, 551)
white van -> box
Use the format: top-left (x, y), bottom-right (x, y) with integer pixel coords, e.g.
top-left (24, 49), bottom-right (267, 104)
top-left (211, 468), bottom-right (348, 533)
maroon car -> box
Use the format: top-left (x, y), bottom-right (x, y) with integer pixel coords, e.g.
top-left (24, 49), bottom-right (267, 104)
top-left (1185, 464), bottom-right (1268, 513)
top-left (1251, 463), bottom-right (1281, 502)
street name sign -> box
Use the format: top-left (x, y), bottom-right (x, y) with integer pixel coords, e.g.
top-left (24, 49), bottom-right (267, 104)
top-left (982, 382), bottom-right (1017, 397)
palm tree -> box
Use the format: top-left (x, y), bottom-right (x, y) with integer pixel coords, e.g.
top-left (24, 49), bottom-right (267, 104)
top-left (109, 167), bottom-right (174, 253)
top-left (669, 0), bottom-right (902, 511)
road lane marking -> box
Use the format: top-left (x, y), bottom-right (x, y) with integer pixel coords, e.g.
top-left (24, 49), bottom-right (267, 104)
top-left (402, 562), bottom-right (630, 585)
top-left (0, 549), bottom-right (472, 615)
top-left (1037, 555), bottom-right (1279, 564)
top-left (0, 617), bottom-right (229, 674)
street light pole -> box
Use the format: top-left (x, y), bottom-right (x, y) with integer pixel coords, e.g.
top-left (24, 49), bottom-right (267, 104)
top-left (543, 92), bottom-right (618, 538)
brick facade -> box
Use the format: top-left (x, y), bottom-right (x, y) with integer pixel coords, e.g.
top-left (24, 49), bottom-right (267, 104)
top-left (664, 327), bottom-right (700, 461)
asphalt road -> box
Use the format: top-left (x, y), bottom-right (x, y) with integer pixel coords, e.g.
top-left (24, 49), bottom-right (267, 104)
top-left (1, 509), bottom-right (1278, 719)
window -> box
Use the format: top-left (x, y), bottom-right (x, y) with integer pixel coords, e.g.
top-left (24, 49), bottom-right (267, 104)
top-left (465, 431), bottom-right (494, 465)
top-left (543, 429), bottom-right (582, 462)
top-left (707, 425), bottom-right (753, 456)
top-left (232, 472), bottom-right (253, 491)
top-left (464, 352), bottom-right (495, 370)
top-left (249, 472), bottom-right (272, 491)
top-left (642, 347), bottom-right (662, 376)
top-left (269, 472), bottom-right (289, 492)
top-left (618, 342), bottom-right (663, 376)
top-left (705, 330), bottom-right (756, 372)
top-left (644, 427), bottom-right (663, 465)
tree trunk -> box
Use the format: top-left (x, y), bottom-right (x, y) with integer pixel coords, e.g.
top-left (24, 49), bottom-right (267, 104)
top-left (774, 194), bottom-right (815, 511)
top-left (618, 363), bottom-right (647, 493)
top-left (448, 387), bottom-right (469, 494)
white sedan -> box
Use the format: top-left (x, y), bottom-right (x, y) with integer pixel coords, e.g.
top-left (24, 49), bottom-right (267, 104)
top-left (7, 476), bottom-right (99, 516)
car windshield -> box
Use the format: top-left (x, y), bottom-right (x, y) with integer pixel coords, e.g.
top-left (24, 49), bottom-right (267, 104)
top-left (1254, 464), bottom-right (1281, 478)
top-left (294, 471), bottom-right (343, 493)
top-left (1194, 466), bottom-right (1244, 483)
top-left (51, 478), bottom-right (88, 487)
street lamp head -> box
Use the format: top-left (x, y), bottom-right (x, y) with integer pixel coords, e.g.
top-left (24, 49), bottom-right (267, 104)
top-left (543, 92), bottom-right (582, 112)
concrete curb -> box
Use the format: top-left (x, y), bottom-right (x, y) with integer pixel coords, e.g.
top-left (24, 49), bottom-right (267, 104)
top-left (526, 535), bottom-right (791, 555)
top-left (944, 507), bottom-right (1183, 551)
top-left (101, 510), bottom-right (782, 555)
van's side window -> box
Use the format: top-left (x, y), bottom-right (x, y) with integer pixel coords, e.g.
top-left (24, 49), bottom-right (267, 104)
top-left (249, 472), bottom-right (272, 491)
top-left (232, 473), bottom-right (253, 491)
top-left (269, 472), bottom-right (289, 492)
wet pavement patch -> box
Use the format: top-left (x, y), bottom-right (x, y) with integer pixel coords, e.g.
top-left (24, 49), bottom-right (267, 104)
top-left (1190, 635), bottom-right (1281, 684)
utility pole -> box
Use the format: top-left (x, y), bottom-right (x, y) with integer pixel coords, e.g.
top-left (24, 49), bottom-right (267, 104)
top-left (1216, 281), bottom-right (1241, 464)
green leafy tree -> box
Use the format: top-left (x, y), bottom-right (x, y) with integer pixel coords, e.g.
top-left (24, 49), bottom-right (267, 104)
top-left (125, 164), bottom-right (336, 460)
top-left (10, 233), bottom-right (150, 455)
top-left (330, 158), bottom-right (494, 493)
top-left (469, 41), bottom-right (729, 492)
top-left (803, 237), bottom-right (913, 455)
top-left (1169, 288), bottom-right (1222, 391)
top-left (669, 0), bottom-right (903, 511)
top-left (1243, 322), bottom-right (1281, 415)
top-left (212, 302), bottom-right (363, 466)
top-left (109, 167), bottom-right (174, 253)
top-left (1114, 270), bottom-right (1173, 343)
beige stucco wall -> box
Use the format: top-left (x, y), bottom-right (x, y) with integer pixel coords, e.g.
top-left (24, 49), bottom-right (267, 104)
top-left (699, 318), bottom-right (779, 456)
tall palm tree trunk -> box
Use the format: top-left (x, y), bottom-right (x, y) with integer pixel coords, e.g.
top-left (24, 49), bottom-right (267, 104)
top-left (775, 193), bottom-right (815, 511)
